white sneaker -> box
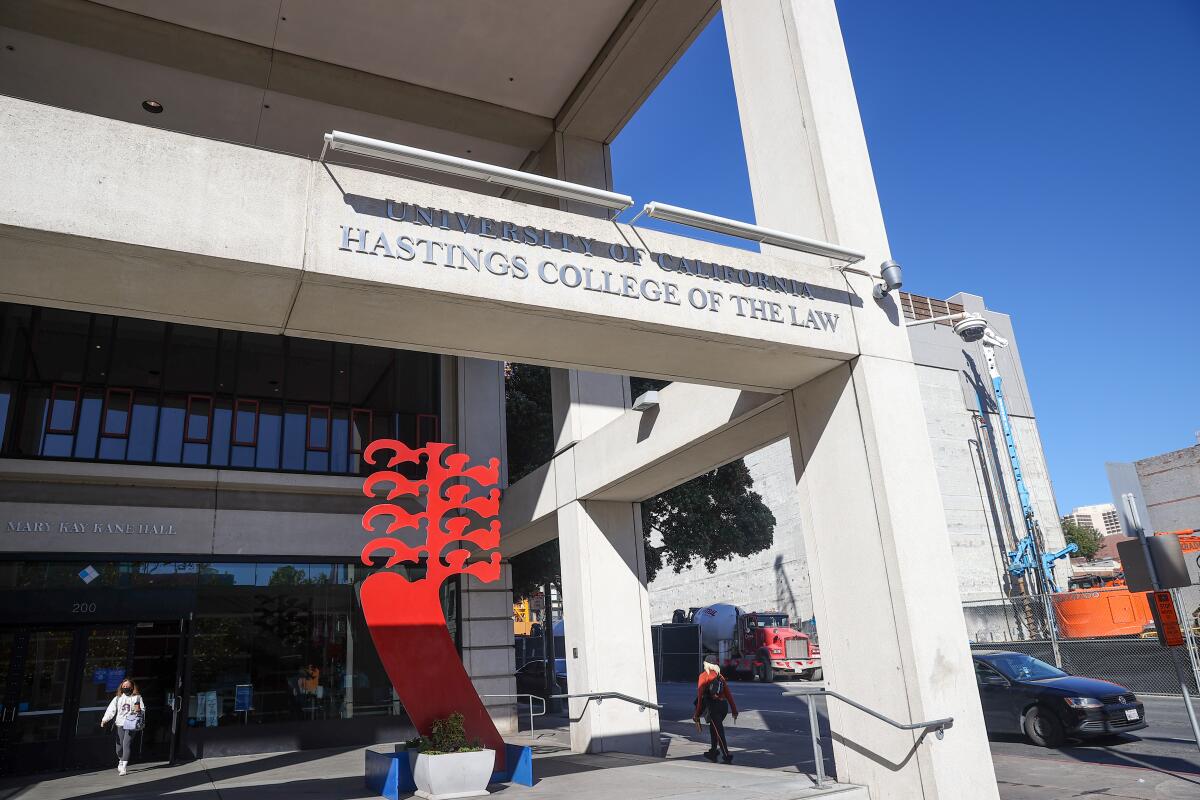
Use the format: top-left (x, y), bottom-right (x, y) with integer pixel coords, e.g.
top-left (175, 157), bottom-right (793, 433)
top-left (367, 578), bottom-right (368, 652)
top-left (118, 761), bottom-right (127, 776)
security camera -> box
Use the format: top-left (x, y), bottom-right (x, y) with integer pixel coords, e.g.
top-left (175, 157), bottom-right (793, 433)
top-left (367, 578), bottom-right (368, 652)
top-left (872, 260), bottom-right (903, 299)
top-left (952, 315), bottom-right (988, 343)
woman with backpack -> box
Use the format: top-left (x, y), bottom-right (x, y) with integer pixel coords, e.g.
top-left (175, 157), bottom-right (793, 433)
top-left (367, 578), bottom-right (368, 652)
top-left (100, 678), bottom-right (144, 776)
top-left (693, 655), bottom-right (738, 763)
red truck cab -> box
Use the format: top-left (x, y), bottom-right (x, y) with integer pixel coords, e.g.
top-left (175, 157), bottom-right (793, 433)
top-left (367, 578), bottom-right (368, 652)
top-left (736, 612), bottom-right (822, 682)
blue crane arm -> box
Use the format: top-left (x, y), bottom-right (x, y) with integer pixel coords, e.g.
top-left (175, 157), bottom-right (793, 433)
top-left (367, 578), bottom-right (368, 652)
top-left (991, 374), bottom-right (1074, 592)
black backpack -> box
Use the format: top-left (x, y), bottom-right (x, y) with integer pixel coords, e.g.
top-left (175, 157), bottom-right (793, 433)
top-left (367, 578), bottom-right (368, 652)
top-left (707, 675), bottom-right (726, 701)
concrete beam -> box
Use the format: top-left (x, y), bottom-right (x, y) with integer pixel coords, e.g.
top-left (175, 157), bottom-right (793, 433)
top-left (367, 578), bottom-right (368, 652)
top-left (556, 0), bottom-right (719, 143)
top-left (498, 381), bottom-right (794, 555)
top-left (0, 96), bottom-right (860, 394)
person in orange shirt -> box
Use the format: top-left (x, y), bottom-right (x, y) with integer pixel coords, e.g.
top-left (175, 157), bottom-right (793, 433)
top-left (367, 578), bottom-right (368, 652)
top-left (692, 655), bottom-right (738, 763)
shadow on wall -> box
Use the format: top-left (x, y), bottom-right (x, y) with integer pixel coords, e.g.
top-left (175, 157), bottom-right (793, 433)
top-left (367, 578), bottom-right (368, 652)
top-left (569, 721), bottom-right (662, 758)
top-left (774, 554), bottom-right (798, 621)
top-left (963, 351), bottom-right (1022, 600)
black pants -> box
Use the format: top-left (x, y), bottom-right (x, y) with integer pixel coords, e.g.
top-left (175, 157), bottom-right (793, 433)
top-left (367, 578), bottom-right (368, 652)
top-left (114, 727), bottom-right (135, 762)
top-left (706, 700), bottom-right (730, 757)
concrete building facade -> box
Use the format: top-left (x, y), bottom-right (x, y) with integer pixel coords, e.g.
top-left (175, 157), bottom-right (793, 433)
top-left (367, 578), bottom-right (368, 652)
top-left (651, 290), bottom-right (1071, 628)
top-left (1063, 503), bottom-right (1122, 537)
top-left (1134, 444), bottom-right (1200, 534)
top-left (0, 2), bottom-right (1001, 797)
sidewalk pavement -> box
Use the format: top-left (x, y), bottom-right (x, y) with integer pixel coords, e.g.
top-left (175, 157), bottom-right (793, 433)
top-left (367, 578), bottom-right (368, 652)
top-left (4, 722), bottom-right (1193, 799)
top-left (0, 739), bottom-right (867, 800)
top-left (991, 752), bottom-right (1200, 800)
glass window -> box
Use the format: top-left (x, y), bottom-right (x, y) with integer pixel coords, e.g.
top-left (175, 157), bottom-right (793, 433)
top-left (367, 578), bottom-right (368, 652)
top-left (73, 389), bottom-right (103, 459)
top-left (126, 392), bottom-right (159, 461)
top-left (198, 563), bottom-right (255, 586)
top-left (156, 396), bottom-right (185, 464)
top-left (107, 317), bottom-right (165, 390)
top-left (0, 303), bottom-right (438, 476)
top-left (34, 308), bottom-right (89, 383)
top-left (287, 338), bottom-right (332, 403)
top-left (85, 315), bottom-right (115, 385)
top-left (165, 326), bottom-right (218, 394)
top-left (0, 305), bottom-right (32, 379)
top-left (237, 333), bottom-right (284, 400)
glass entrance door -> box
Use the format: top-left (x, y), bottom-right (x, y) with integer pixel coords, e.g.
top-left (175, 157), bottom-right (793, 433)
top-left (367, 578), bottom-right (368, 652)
top-left (0, 628), bottom-right (75, 774)
top-left (0, 622), bottom-right (183, 775)
top-left (65, 625), bottom-right (133, 769)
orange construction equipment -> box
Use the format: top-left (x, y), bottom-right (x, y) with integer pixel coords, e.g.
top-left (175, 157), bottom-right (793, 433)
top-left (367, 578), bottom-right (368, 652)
top-left (1053, 586), bottom-right (1153, 638)
top-left (1053, 529), bottom-right (1199, 638)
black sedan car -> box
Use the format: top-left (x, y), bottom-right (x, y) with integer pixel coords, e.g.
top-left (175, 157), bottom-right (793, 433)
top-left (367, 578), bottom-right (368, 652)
top-left (515, 658), bottom-right (568, 700)
top-left (973, 651), bottom-right (1146, 746)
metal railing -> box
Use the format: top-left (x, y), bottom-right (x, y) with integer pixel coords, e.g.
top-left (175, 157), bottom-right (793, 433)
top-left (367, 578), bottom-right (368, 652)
top-left (480, 694), bottom-right (547, 741)
top-left (552, 691), bottom-right (662, 723)
top-left (785, 687), bottom-right (954, 787)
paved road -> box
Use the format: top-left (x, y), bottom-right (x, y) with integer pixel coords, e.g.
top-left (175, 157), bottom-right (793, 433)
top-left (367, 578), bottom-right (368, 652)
top-left (654, 680), bottom-right (1200, 797)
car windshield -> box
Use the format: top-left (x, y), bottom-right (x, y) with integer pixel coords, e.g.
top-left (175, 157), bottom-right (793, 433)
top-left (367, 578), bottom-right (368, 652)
top-left (985, 653), bottom-right (1066, 681)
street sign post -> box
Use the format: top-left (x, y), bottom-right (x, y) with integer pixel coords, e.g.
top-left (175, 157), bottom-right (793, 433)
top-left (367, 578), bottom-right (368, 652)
top-left (1122, 493), bottom-right (1200, 752)
top-left (1149, 591), bottom-right (1185, 648)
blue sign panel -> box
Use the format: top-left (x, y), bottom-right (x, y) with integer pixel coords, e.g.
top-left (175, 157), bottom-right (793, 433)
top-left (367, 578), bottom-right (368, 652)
top-left (234, 684), bottom-right (253, 712)
top-left (104, 668), bottom-right (126, 692)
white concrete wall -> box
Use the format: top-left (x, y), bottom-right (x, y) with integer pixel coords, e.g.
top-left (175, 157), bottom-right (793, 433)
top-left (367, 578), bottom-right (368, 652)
top-left (648, 438), bottom-right (814, 625)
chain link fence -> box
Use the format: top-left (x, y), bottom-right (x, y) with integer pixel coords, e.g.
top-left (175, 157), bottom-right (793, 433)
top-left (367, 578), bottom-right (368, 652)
top-left (964, 587), bottom-right (1200, 695)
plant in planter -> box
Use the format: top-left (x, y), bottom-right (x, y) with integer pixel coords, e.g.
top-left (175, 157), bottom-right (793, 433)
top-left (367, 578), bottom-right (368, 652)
top-left (407, 713), bottom-right (495, 799)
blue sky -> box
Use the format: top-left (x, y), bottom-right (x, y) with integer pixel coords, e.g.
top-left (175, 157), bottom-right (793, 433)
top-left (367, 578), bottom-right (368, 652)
top-left (611, 2), bottom-right (1200, 514)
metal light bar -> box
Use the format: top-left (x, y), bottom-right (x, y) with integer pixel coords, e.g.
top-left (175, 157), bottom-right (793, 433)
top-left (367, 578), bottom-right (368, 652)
top-left (905, 312), bottom-right (969, 327)
top-left (639, 201), bottom-right (865, 264)
top-left (322, 131), bottom-right (634, 212)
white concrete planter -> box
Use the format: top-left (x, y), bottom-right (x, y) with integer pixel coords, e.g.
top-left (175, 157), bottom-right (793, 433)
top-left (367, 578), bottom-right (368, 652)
top-left (412, 748), bottom-right (494, 799)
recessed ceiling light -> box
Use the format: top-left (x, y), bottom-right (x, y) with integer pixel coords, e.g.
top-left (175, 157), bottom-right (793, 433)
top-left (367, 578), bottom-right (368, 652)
top-left (142, 100), bottom-right (164, 114)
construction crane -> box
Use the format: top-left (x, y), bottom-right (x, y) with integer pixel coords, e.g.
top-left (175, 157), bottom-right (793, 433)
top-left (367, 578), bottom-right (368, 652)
top-left (908, 311), bottom-right (1076, 592)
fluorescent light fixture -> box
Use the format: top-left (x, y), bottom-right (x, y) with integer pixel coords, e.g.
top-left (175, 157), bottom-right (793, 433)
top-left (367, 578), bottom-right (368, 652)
top-left (638, 202), bottom-right (865, 264)
top-left (322, 131), bottom-right (633, 212)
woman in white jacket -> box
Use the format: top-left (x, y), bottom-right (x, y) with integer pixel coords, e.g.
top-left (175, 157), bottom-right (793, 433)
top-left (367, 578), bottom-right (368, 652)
top-left (100, 679), bottom-right (143, 776)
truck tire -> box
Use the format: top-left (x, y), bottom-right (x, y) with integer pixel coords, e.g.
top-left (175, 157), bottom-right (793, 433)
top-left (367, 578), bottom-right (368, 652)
top-left (807, 667), bottom-right (823, 682)
top-left (756, 649), bottom-right (775, 682)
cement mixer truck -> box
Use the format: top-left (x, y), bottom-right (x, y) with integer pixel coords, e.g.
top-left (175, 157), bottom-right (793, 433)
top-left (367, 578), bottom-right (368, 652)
top-left (684, 604), bottom-right (821, 682)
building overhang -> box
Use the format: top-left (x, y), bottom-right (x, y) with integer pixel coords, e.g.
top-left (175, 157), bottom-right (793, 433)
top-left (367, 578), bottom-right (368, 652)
top-left (0, 96), bottom-right (878, 393)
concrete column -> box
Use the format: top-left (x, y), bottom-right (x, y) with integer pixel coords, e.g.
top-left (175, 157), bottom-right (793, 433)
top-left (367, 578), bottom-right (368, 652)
top-left (452, 356), bottom-right (517, 731)
top-left (557, 497), bottom-right (660, 755)
top-left (726, 3), bottom-right (997, 796)
top-left (462, 562), bottom-right (519, 735)
top-left (455, 357), bottom-right (510, 487)
top-left (538, 122), bottom-right (658, 754)
top-left (788, 360), bottom-right (996, 799)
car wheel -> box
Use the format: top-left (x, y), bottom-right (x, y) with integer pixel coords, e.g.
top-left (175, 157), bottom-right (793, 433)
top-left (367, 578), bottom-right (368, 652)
top-left (1023, 705), bottom-right (1065, 748)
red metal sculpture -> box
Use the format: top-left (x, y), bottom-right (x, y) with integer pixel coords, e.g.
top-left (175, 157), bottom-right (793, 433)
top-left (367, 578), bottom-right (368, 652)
top-left (357, 439), bottom-right (505, 767)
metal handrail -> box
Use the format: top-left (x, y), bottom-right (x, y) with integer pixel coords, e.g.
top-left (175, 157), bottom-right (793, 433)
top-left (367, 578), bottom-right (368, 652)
top-left (480, 694), bottom-right (547, 741)
top-left (784, 687), bottom-right (954, 788)
top-left (551, 692), bottom-right (662, 712)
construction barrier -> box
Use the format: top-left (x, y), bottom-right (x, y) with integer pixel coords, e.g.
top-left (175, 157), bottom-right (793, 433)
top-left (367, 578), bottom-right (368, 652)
top-left (965, 587), bottom-right (1200, 696)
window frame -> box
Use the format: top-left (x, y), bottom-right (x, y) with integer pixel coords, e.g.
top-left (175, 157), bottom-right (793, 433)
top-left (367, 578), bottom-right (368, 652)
top-left (232, 398), bottom-right (260, 447)
top-left (100, 387), bottom-right (134, 439)
top-left (46, 382), bottom-right (82, 435)
top-left (184, 394), bottom-right (214, 445)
